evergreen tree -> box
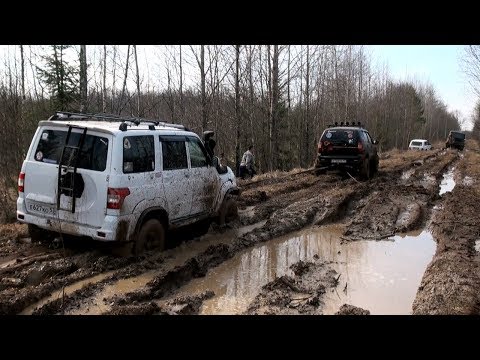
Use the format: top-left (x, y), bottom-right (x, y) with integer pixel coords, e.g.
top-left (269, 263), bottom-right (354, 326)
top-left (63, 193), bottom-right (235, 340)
top-left (37, 45), bottom-right (79, 111)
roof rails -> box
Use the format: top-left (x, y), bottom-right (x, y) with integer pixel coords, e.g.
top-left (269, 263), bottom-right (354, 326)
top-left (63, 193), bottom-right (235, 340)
top-left (326, 121), bottom-right (363, 128)
top-left (49, 111), bottom-right (189, 132)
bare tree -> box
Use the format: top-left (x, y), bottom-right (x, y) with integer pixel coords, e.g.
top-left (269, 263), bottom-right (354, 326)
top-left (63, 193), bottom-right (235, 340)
top-left (119, 45), bottom-right (131, 115)
top-left (79, 45), bottom-right (87, 112)
top-left (461, 46), bottom-right (480, 97)
top-left (102, 45), bottom-right (107, 113)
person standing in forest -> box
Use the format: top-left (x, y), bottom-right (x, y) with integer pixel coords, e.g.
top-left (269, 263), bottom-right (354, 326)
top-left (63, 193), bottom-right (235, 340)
top-left (239, 145), bottom-right (256, 179)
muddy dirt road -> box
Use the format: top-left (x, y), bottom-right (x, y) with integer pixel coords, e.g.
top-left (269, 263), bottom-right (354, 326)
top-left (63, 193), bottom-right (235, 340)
top-left (1, 142), bottom-right (478, 315)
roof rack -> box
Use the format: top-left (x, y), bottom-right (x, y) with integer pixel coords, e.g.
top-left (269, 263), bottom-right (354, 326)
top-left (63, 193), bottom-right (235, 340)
top-left (326, 121), bottom-right (363, 128)
top-left (48, 111), bottom-right (189, 132)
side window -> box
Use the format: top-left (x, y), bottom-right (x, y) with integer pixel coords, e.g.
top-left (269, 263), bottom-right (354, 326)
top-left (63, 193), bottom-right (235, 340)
top-left (162, 140), bottom-right (188, 170)
top-left (123, 135), bottom-right (155, 173)
top-left (187, 137), bottom-right (209, 168)
top-left (363, 132), bottom-right (372, 144)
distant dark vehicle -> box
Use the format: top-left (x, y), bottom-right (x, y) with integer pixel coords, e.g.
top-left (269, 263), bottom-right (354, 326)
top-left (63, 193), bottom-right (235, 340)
top-left (314, 122), bottom-right (379, 180)
top-left (445, 131), bottom-right (465, 151)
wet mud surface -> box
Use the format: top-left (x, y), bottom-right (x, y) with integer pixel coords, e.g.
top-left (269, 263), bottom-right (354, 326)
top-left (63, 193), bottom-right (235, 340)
top-left (0, 144), bottom-right (478, 315)
top-left (412, 144), bottom-right (480, 314)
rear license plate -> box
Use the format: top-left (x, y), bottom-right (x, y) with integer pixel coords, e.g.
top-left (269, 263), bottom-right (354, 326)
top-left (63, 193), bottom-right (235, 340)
top-left (331, 159), bottom-right (347, 164)
top-left (28, 202), bottom-right (57, 216)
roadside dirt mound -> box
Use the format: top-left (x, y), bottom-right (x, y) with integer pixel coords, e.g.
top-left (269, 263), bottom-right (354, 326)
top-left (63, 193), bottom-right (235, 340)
top-left (335, 304), bottom-right (370, 315)
top-left (413, 184), bottom-right (480, 315)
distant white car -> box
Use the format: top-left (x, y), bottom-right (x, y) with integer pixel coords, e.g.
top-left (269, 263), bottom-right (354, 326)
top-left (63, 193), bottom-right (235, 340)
top-left (408, 139), bottom-right (432, 151)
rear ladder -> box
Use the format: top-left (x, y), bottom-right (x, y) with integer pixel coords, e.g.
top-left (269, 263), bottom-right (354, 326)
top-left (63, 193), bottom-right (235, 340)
top-left (56, 125), bottom-right (87, 213)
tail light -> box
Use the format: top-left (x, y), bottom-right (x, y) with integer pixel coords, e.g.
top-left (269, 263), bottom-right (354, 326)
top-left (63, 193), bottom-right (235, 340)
top-left (107, 187), bottom-right (130, 209)
top-left (18, 172), bottom-right (25, 192)
top-left (318, 142), bottom-right (323, 153)
top-left (357, 142), bottom-right (364, 153)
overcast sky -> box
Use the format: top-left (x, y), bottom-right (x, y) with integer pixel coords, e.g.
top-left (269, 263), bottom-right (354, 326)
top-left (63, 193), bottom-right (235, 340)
top-left (369, 45), bottom-right (475, 130)
top-left (0, 45), bottom-right (476, 130)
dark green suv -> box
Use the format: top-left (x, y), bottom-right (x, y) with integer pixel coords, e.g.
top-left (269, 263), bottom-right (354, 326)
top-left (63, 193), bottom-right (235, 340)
top-left (445, 131), bottom-right (465, 151)
top-left (314, 122), bottom-right (379, 180)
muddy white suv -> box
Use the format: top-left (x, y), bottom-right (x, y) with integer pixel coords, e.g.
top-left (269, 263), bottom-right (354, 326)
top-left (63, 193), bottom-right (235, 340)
top-left (16, 112), bottom-right (239, 254)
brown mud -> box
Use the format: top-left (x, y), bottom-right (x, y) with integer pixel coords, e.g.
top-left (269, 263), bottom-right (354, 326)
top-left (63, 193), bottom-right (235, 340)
top-left (0, 144), bottom-right (477, 315)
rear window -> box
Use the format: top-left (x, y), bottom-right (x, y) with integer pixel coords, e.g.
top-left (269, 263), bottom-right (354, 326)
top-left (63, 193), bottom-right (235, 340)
top-left (321, 129), bottom-right (358, 144)
top-left (34, 129), bottom-right (108, 172)
top-left (452, 133), bottom-right (465, 140)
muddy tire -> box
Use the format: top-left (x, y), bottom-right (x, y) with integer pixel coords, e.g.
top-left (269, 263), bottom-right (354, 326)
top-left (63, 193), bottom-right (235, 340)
top-left (372, 157), bottom-right (379, 175)
top-left (315, 168), bottom-right (326, 176)
top-left (134, 219), bottom-right (165, 256)
top-left (219, 198), bottom-right (239, 226)
top-left (28, 224), bottom-right (56, 244)
top-left (360, 158), bottom-right (370, 181)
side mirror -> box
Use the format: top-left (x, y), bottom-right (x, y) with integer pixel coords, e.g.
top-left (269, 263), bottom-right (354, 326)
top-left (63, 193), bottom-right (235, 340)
top-left (373, 139), bottom-right (379, 145)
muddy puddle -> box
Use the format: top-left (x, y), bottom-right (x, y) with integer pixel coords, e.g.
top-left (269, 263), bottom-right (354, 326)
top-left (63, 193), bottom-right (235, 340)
top-left (20, 270), bottom-right (116, 315)
top-left (439, 167), bottom-right (456, 195)
top-left (167, 225), bottom-right (436, 315)
top-left (66, 222), bottom-right (262, 315)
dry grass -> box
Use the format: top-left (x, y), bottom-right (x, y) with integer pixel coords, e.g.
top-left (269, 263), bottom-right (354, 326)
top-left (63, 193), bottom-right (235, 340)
top-left (0, 182), bottom-right (17, 224)
top-left (380, 147), bottom-right (440, 171)
top-left (0, 223), bottom-right (28, 242)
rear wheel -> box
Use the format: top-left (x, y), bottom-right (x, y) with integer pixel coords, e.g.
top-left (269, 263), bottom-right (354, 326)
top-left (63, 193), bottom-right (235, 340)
top-left (134, 219), bottom-right (165, 256)
top-left (372, 157), bottom-right (379, 175)
top-left (28, 224), bottom-right (56, 244)
top-left (315, 168), bottom-right (326, 176)
top-left (360, 158), bottom-right (370, 181)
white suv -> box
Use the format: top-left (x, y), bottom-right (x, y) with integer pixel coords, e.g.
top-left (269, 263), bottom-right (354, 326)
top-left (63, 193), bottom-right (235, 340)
top-left (16, 112), bottom-right (239, 254)
top-left (408, 139), bottom-right (432, 151)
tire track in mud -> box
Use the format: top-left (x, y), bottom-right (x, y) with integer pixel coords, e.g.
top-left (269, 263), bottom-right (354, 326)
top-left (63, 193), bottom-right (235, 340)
top-left (341, 150), bottom-right (458, 242)
top-left (0, 252), bottom-right (139, 315)
top-left (103, 152), bottom-right (453, 314)
top-left (0, 147), bottom-right (455, 315)
top-left (413, 145), bottom-right (480, 315)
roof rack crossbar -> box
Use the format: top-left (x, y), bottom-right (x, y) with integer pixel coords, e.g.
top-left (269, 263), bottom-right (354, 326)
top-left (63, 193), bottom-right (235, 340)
top-left (50, 111), bottom-right (187, 130)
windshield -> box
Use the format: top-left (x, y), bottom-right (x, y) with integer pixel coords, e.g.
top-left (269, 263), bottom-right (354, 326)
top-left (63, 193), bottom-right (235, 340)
top-left (451, 132), bottom-right (465, 140)
top-left (321, 129), bottom-right (358, 145)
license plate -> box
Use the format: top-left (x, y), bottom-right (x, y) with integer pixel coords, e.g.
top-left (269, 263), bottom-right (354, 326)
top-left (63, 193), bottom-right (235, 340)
top-left (331, 159), bottom-right (347, 164)
top-left (28, 202), bottom-right (57, 216)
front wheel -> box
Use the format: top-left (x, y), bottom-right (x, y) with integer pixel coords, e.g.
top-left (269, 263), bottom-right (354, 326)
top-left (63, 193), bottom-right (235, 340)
top-left (218, 198), bottom-right (239, 226)
top-left (134, 219), bottom-right (165, 256)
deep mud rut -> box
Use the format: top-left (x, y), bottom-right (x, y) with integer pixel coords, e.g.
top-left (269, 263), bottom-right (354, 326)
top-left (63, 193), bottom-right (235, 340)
top-left (0, 144), bottom-right (478, 315)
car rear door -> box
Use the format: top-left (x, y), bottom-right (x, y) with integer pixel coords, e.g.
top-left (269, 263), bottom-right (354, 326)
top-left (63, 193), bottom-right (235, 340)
top-left (23, 125), bottom-right (111, 228)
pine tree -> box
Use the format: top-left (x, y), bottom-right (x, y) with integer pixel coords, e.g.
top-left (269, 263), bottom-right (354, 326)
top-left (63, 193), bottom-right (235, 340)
top-left (37, 45), bottom-right (79, 111)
